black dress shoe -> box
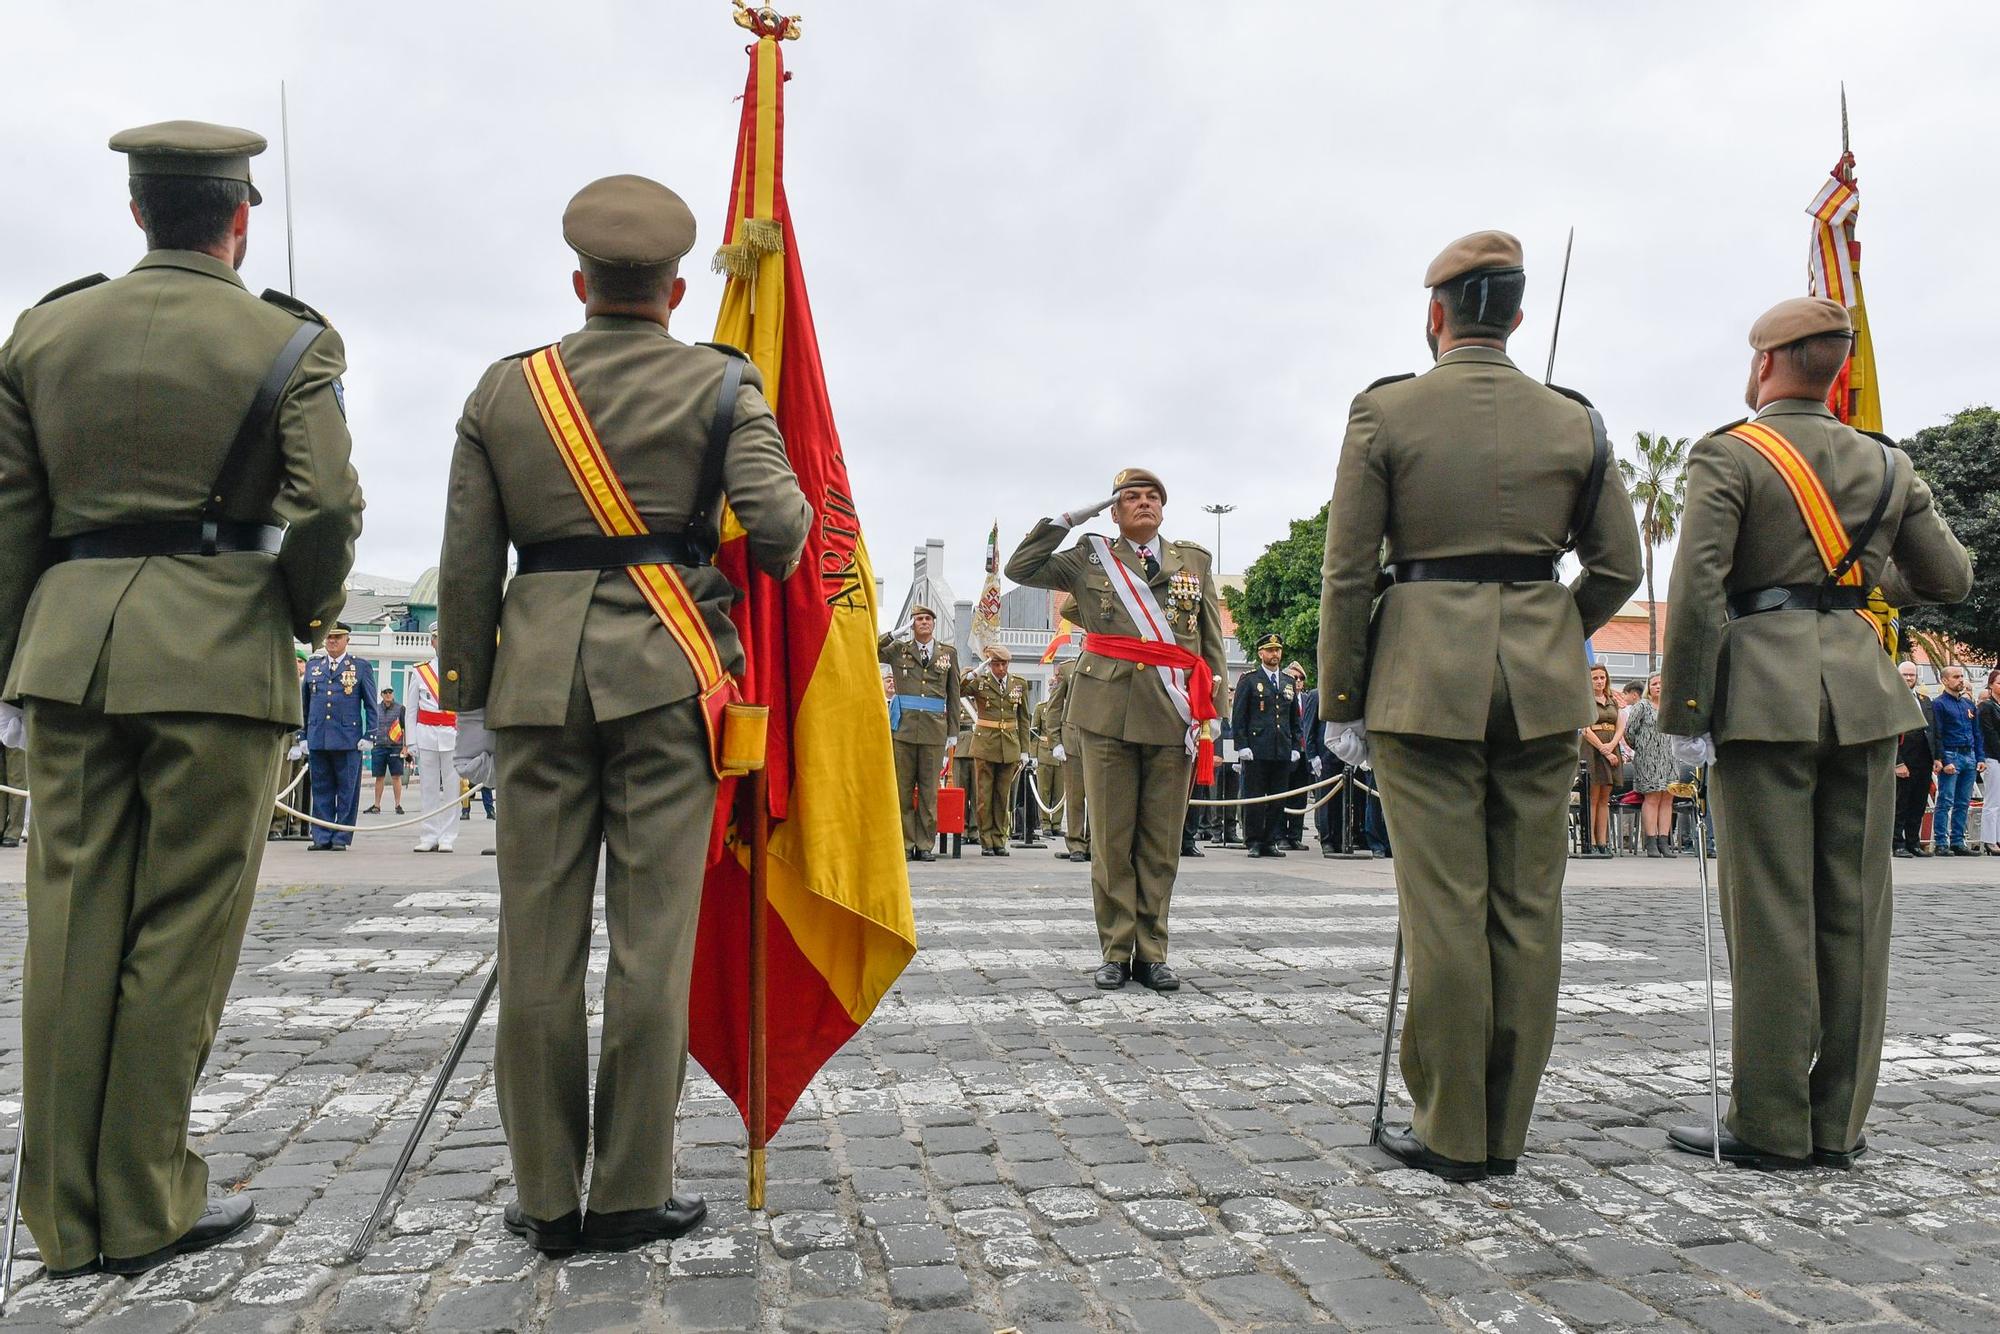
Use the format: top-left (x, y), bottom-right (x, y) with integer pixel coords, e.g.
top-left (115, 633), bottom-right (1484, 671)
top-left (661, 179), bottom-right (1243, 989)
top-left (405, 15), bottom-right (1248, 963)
top-left (1951, 844), bottom-right (1980, 856)
top-left (1262, 845), bottom-right (1286, 858)
top-left (1485, 1157), bottom-right (1518, 1176)
top-left (1180, 844), bottom-right (1203, 858)
top-left (504, 1201), bottom-right (583, 1256)
top-left (1092, 960), bottom-right (1128, 990)
top-left (979, 846), bottom-right (994, 856)
top-left (43, 1258), bottom-right (103, 1279)
top-left (1377, 1127), bottom-right (1485, 1183)
top-left (1070, 850), bottom-right (1091, 862)
top-left (994, 846), bottom-right (1010, 857)
top-left (1911, 845), bottom-right (1932, 857)
top-left (1812, 1138), bottom-right (1868, 1168)
top-left (1666, 1123), bottom-right (1811, 1170)
top-left (103, 1197), bottom-right (256, 1275)
top-left (1893, 848), bottom-right (1913, 858)
top-left (580, 1195), bottom-right (706, 1252)
top-left (1281, 840), bottom-right (1307, 852)
top-left (1247, 846), bottom-right (1267, 859)
top-left (914, 850), bottom-right (935, 862)
top-left (1132, 960), bottom-right (1181, 992)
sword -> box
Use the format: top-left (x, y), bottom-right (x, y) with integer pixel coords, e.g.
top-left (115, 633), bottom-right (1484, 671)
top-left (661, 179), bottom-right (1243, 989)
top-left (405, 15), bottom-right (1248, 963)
top-left (1369, 927), bottom-right (1404, 1146)
top-left (1692, 767), bottom-right (1724, 1164)
top-left (0, 1111), bottom-right (22, 1316)
top-left (348, 963), bottom-right (499, 1259)
top-left (281, 81), bottom-right (298, 297)
top-left (1544, 226), bottom-right (1575, 385)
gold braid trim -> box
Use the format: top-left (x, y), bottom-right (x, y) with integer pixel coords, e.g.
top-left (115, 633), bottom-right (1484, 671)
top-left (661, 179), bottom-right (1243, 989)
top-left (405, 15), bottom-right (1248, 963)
top-left (709, 217), bottom-right (785, 279)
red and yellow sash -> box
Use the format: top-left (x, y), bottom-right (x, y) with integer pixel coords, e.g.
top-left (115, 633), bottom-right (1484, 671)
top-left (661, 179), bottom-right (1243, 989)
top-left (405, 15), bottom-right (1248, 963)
top-left (522, 345), bottom-right (739, 775)
top-left (414, 662), bottom-right (456, 727)
top-left (1725, 420), bottom-right (1882, 639)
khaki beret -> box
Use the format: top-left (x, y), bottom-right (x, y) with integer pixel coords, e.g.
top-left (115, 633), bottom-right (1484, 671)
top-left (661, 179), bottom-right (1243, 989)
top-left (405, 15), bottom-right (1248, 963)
top-left (910, 604), bottom-right (937, 618)
top-left (1748, 296), bottom-right (1853, 352)
top-left (110, 120), bottom-right (266, 205)
top-left (563, 174), bottom-right (697, 267)
top-left (1424, 229), bottom-right (1524, 288)
top-left (1112, 467), bottom-right (1167, 503)
top-left (1254, 632), bottom-right (1284, 651)
top-left (985, 644), bottom-right (1013, 663)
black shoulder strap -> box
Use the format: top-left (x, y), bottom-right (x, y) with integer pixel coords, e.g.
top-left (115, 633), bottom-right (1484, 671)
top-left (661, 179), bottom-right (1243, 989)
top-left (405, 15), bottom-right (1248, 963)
top-left (1826, 437), bottom-right (1899, 587)
top-left (202, 318), bottom-right (324, 547)
top-left (1366, 372), bottom-right (1415, 392)
top-left (258, 288), bottom-right (331, 326)
top-left (684, 343), bottom-right (748, 559)
top-left (36, 274), bottom-right (108, 307)
top-left (1562, 404), bottom-right (1611, 554)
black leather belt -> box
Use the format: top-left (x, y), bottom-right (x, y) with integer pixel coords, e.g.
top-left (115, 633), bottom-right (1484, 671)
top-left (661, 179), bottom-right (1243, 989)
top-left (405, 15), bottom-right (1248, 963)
top-left (46, 520), bottom-right (283, 562)
top-left (514, 531), bottom-right (709, 574)
top-left (1726, 584), bottom-right (1871, 619)
top-left (1388, 555), bottom-right (1558, 584)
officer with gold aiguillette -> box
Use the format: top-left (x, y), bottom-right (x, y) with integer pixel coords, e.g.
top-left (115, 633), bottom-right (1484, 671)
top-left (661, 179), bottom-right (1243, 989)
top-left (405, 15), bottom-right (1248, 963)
top-left (0, 120), bottom-right (362, 1276)
top-left (1007, 469), bottom-right (1225, 993)
top-left (439, 174), bottom-right (809, 1256)
top-left (1318, 231), bottom-right (1641, 1182)
top-left (966, 644), bottom-right (1032, 856)
top-left (1660, 296), bottom-right (1970, 1169)
top-left (879, 604), bottom-right (959, 861)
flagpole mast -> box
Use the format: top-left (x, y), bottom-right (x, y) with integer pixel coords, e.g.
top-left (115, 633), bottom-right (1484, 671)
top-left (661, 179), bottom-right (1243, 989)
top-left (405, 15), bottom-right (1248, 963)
top-left (1544, 227), bottom-right (1574, 385)
top-left (281, 81), bottom-right (297, 297)
top-left (745, 771), bottom-right (769, 1211)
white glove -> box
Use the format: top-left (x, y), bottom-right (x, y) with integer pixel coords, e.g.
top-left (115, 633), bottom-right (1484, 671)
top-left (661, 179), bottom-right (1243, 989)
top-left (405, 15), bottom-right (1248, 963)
top-left (1022, 757), bottom-right (1037, 772)
top-left (1058, 496), bottom-right (1117, 528)
top-left (454, 708), bottom-right (496, 788)
top-left (1052, 743), bottom-right (1066, 762)
top-left (1289, 749), bottom-right (1300, 763)
top-left (1327, 720), bottom-right (1369, 768)
top-left (358, 737), bottom-right (374, 754)
top-left (1221, 740), bottom-right (1239, 763)
top-left (1309, 756), bottom-right (1323, 778)
top-left (0, 702), bottom-right (23, 751)
top-left (1669, 733), bottom-right (1715, 768)
top-left (287, 740), bottom-right (307, 762)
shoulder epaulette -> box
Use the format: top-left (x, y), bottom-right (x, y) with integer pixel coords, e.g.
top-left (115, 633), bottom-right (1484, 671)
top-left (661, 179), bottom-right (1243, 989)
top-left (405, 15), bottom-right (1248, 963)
top-left (1859, 428), bottom-right (1900, 450)
top-left (1172, 539), bottom-right (1210, 557)
top-left (695, 340), bottom-right (748, 361)
top-left (502, 343), bottom-right (553, 362)
top-left (1708, 417), bottom-right (1749, 439)
top-left (258, 288), bottom-right (331, 326)
top-left (35, 273), bottom-right (109, 307)
top-left (1365, 372), bottom-right (1416, 392)
top-left (1546, 383), bottom-right (1595, 408)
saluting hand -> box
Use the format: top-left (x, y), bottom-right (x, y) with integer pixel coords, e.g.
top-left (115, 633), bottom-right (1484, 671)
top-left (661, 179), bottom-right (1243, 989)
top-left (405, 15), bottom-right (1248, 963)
top-left (1058, 496), bottom-right (1117, 528)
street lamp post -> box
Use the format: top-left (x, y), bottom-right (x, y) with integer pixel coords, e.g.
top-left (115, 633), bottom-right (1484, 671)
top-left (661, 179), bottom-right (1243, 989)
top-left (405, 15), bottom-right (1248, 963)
top-left (1202, 503), bottom-right (1236, 574)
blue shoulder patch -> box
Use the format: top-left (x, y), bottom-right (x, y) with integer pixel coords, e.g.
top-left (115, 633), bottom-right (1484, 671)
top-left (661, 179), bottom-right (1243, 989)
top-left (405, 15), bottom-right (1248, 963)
top-left (332, 378), bottom-right (347, 419)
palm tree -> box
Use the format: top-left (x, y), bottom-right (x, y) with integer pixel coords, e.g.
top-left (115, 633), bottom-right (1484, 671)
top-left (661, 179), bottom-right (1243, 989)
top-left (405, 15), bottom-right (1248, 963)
top-left (1617, 432), bottom-right (1690, 671)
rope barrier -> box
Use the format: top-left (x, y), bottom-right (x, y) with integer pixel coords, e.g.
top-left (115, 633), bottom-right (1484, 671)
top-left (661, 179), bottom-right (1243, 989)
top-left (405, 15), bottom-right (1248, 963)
top-left (1286, 772), bottom-right (1346, 816)
top-left (1, 766), bottom-right (485, 834)
top-left (1187, 772), bottom-right (1341, 808)
top-left (1025, 771), bottom-right (1064, 816)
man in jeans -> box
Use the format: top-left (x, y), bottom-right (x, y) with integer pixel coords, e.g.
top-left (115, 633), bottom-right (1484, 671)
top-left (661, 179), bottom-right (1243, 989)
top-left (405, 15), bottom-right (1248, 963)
top-left (1929, 664), bottom-right (1985, 856)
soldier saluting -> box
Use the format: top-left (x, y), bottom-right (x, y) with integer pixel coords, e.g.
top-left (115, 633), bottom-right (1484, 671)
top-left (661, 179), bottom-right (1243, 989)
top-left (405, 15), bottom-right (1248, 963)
top-left (439, 175), bottom-right (809, 1254)
top-left (1007, 469), bottom-right (1225, 993)
top-left (1318, 231), bottom-right (1642, 1182)
top-left (0, 121), bottom-right (362, 1274)
top-left (879, 605), bottom-right (959, 861)
top-left (1660, 297), bottom-right (1970, 1169)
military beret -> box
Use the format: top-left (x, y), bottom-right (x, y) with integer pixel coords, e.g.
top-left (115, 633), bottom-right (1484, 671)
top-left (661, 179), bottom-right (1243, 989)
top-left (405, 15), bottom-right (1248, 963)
top-left (910, 605), bottom-right (937, 618)
top-left (110, 120), bottom-right (266, 205)
top-left (563, 174), bottom-right (697, 266)
top-left (1423, 229), bottom-right (1524, 287)
top-left (1748, 296), bottom-right (1853, 351)
top-left (1112, 467), bottom-right (1167, 503)
top-left (984, 644), bottom-right (1013, 663)
top-left (1254, 632), bottom-right (1284, 651)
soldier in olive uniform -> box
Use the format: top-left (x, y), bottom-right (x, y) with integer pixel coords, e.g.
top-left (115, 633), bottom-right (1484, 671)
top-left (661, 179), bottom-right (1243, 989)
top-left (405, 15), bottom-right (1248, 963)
top-left (1007, 469), bottom-right (1226, 992)
top-left (1050, 620), bottom-right (1091, 863)
top-left (1031, 693), bottom-right (1064, 840)
top-left (967, 646), bottom-right (1032, 855)
top-left (1660, 297), bottom-right (1971, 1169)
top-left (879, 605), bottom-right (959, 861)
top-left (439, 175), bottom-right (810, 1253)
top-left (1318, 232), bottom-right (1642, 1181)
top-left (0, 122), bottom-right (362, 1274)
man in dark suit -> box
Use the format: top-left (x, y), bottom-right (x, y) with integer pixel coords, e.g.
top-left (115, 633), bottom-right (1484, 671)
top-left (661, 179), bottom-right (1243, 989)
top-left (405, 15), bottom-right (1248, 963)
top-left (1232, 633), bottom-right (1304, 857)
top-left (1893, 660), bottom-right (1937, 857)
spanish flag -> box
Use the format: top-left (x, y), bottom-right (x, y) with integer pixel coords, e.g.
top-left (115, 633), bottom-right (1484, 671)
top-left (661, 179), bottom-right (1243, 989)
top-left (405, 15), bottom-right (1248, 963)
top-left (687, 20), bottom-right (917, 1142)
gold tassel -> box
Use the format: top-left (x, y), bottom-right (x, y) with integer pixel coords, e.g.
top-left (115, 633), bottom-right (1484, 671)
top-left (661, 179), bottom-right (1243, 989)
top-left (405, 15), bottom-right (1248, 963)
top-left (738, 216), bottom-right (784, 256)
top-left (710, 244), bottom-right (756, 280)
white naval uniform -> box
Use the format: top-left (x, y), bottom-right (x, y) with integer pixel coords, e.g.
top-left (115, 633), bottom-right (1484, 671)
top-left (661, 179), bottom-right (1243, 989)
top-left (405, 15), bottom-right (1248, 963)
top-left (407, 657), bottom-right (459, 851)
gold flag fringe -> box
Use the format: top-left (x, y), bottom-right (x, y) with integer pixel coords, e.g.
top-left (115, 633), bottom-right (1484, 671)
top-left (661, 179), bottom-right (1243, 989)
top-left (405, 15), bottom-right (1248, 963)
top-left (711, 217), bottom-right (785, 279)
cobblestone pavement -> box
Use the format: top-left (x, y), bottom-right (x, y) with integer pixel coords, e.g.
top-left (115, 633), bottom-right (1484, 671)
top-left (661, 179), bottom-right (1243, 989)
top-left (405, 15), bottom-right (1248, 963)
top-left (3, 821), bottom-right (1999, 1332)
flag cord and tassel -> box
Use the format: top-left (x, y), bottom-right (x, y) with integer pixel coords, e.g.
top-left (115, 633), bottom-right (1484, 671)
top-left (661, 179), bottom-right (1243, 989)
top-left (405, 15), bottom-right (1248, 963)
top-left (744, 768), bottom-right (771, 1210)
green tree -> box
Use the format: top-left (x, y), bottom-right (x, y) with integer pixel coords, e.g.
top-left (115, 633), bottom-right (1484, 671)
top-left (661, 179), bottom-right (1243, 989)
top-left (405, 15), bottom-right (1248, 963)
top-left (1616, 431), bottom-right (1689, 670)
top-left (1222, 504), bottom-right (1328, 684)
top-left (1902, 405), bottom-right (1999, 658)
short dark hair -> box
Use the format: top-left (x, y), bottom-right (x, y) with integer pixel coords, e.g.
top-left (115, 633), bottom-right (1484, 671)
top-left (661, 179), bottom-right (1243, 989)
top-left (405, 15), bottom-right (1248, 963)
top-left (1434, 268), bottom-right (1526, 339)
top-left (1780, 333), bottom-right (1851, 387)
top-left (129, 175), bottom-right (250, 252)
top-left (579, 256), bottom-right (678, 305)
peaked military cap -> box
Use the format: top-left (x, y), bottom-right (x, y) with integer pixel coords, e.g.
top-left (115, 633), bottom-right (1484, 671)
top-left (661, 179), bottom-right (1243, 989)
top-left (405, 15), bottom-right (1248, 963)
top-left (1254, 632), bottom-right (1284, 651)
top-left (1748, 296), bottom-right (1853, 351)
top-left (563, 174), bottom-right (697, 266)
top-left (110, 120), bottom-right (266, 205)
top-left (1423, 230), bottom-right (1524, 287)
top-left (1112, 467), bottom-right (1167, 503)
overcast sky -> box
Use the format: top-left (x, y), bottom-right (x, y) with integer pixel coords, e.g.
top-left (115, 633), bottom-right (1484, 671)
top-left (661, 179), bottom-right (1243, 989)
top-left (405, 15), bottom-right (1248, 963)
top-left (4, 3), bottom-right (1989, 607)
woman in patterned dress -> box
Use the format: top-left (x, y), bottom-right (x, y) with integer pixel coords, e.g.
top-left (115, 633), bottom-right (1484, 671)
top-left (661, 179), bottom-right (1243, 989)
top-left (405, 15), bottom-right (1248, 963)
top-left (1625, 674), bottom-right (1678, 856)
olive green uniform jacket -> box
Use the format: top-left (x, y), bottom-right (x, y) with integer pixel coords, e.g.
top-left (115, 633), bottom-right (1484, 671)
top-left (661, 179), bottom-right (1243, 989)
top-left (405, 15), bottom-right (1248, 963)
top-left (967, 669), bottom-right (1031, 763)
top-left (878, 634), bottom-right (960, 746)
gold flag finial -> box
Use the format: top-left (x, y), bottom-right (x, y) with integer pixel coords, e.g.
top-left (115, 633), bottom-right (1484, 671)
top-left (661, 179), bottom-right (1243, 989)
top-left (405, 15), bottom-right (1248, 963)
top-left (732, 0), bottom-right (802, 40)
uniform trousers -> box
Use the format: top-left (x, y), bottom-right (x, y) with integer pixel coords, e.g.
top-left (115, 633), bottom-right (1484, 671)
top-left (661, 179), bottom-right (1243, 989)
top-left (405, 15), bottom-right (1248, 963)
top-left (494, 668), bottom-right (713, 1217)
top-left (1368, 670), bottom-right (1575, 1165)
top-left (892, 739), bottom-right (944, 854)
top-left (1040, 760), bottom-right (1065, 834)
top-left (1239, 757), bottom-right (1291, 850)
top-left (1061, 726), bottom-right (1090, 855)
top-left (21, 679), bottom-right (284, 1270)
top-left (973, 758), bottom-right (1019, 850)
top-left (1081, 728), bottom-right (1191, 965)
top-left (413, 747), bottom-right (458, 851)
top-left (1712, 711), bottom-right (1894, 1160)
top-left (307, 747), bottom-right (362, 848)
top-left (1892, 767), bottom-right (1932, 851)
top-left (3, 744), bottom-right (27, 840)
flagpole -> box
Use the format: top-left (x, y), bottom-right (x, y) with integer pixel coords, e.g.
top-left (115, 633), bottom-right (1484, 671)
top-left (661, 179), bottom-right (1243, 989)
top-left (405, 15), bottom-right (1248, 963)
top-left (745, 769), bottom-right (770, 1210)
top-left (280, 81), bottom-right (297, 297)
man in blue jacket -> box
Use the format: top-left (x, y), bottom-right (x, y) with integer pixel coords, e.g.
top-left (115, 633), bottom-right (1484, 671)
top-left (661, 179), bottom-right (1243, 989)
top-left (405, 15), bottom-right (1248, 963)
top-left (301, 624), bottom-right (375, 850)
top-left (1929, 664), bottom-right (1985, 856)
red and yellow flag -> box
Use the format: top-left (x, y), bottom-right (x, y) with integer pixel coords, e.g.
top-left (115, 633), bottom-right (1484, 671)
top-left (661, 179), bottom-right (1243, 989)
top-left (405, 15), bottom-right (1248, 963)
top-left (1806, 148), bottom-right (1882, 432)
top-left (687, 23), bottom-right (917, 1141)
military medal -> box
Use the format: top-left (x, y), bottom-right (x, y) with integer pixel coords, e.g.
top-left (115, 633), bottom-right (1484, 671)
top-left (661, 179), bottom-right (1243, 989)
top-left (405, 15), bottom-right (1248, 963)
top-left (341, 663), bottom-right (357, 696)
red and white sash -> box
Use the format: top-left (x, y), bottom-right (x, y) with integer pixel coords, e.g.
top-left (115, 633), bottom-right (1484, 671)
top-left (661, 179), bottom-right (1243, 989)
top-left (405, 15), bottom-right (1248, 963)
top-left (1086, 535), bottom-right (1208, 756)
